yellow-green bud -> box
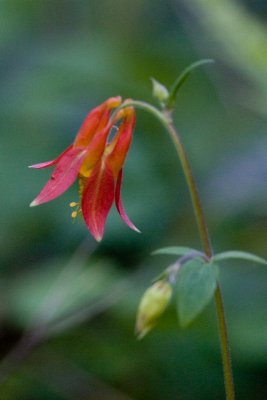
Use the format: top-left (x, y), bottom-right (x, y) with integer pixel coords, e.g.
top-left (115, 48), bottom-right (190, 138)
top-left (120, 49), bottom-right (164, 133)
top-left (151, 78), bottom-right (169, 103)
top-left (135, 280), bottom-right (172, 339)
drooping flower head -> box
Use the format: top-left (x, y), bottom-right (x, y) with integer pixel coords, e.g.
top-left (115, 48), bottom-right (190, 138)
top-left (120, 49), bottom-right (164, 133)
top-left (30, 97), bottom-right (140, 241)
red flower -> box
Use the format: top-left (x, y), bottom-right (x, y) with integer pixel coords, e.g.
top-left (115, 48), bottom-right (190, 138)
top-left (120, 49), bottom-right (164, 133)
top-left (30, 97), bottom-right (140, 241)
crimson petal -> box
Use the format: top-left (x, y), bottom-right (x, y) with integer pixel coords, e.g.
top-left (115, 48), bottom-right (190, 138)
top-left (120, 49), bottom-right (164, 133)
top-left (115, 169), bottom-right (140, 233)
top-left (30, 147), bottom-right (87, 206)
top-left (81, 161), bottom-right (115, 241)
top-left (29, 145), bottom-right (74, 169)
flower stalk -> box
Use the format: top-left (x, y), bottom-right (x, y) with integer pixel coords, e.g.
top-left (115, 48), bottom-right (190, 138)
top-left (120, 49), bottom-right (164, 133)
top-left (121, 99), bottom-right (235, 400)
top-left (164, 120), bottom-right (235, 400)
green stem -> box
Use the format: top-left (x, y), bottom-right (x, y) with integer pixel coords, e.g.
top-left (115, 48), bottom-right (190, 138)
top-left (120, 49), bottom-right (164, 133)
top-left (162, 117), bottom-right (212, 257)
top-left (123, 100), bottom-right (235, 400)
top-left (165, 118), bottom-right (235, 400)
top-left (214, 286), bottom-right (235, 400)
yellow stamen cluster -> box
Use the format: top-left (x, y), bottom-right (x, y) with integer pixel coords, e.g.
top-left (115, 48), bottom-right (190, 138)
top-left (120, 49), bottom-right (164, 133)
top-left (69, 177), bottom-right (86, 220)
top-left (78, 177), bottom-right (86, 195)
top-left (69, 201), bottom-right (80, 220)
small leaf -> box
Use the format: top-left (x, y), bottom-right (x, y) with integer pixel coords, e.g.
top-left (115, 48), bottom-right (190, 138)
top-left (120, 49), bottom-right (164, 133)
top-left (152, 246), bottom-right (197, 257)
top-left (213, 251), bottom-right (267, 266)
top-left (166, 59), bottom-right (214, 109)
top-left (176, 259), bottom-right (219, 327)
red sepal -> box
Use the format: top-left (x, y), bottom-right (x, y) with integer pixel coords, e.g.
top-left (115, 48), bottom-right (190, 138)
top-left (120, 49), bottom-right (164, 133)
top-left (29, 145), bottom-right (74, 169)
top-left (115, 169), bottom-right (140, 233)
top-left (81, 161), bottom-right (115, 241)
top-left (30, 147), bottom-right (87, 206)
top-left (107, 109), bottom-right (135, 177)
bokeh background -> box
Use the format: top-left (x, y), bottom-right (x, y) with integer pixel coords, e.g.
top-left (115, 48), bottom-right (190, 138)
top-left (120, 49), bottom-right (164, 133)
top-left (1, 0), bottom-right (267, 399)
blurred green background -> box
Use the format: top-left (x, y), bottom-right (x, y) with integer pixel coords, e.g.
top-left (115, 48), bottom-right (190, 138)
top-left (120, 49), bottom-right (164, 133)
top-left (1, 0), bottom-right (267, 398)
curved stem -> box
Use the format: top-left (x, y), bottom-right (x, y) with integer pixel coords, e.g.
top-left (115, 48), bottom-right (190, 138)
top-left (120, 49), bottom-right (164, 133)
top-left (164, 118), bottom-right (235, 400)
top-left (124, 100), bottom-right (235, 400)
top-left (163, 117), bottom-right (212, 257)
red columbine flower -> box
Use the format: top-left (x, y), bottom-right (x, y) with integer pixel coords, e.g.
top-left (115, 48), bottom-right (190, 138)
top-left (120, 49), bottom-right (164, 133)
top-left (30, 97), bottom-right (140, 241)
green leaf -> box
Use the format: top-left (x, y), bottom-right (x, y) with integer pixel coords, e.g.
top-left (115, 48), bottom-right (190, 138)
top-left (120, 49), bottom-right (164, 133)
top-left (176, 259), bottom-right (219, 327)
top-left (213, 251), bottom-right (267, 266)
top-left (166, 59), bottom-right (214, 109)
top-left (152, 246), bottom-right (197, 257)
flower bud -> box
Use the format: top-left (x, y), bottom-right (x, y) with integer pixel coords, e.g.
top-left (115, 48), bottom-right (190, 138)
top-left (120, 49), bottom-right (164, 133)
top-left (151, 78), bottom-right (169, 103)
top-left (135, 280), bottom-right (172, 339)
